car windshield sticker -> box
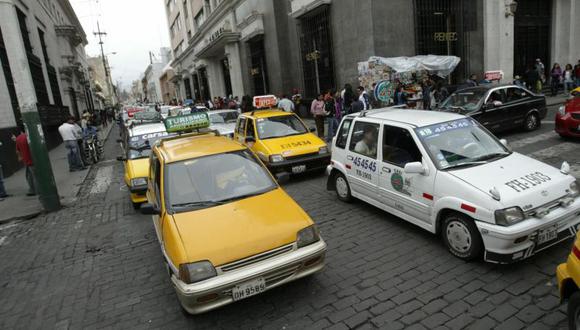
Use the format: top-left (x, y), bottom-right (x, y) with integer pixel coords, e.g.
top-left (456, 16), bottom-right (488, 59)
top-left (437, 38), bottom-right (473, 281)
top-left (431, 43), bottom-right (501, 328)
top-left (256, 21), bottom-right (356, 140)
top-left (130, 131), bottom-right (169, 143)
top-left (280, 141), bottom-right (312, 149)
top-left (504, 172), bottom-right (552, 192)
top-left (417, 119), bottom-right (477, 139)
top-left (391, 169), bottom-right (411, 196)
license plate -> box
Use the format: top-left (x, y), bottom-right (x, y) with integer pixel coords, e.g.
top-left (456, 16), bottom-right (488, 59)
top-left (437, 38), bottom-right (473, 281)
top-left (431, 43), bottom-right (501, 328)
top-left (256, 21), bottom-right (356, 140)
top-left (291, 165), bottom-right (307, 174)
top-left (538, 226), bottom-right (558, 244)
top-left (232, 277), bottom-right (266, 301)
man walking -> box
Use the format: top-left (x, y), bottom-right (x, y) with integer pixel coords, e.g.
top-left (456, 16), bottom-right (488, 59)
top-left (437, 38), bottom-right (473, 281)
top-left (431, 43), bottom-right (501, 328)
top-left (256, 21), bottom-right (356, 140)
top-left (277, 94), bottom-right (295, 113)
top-left (59, 117), bottom-right (86, 172)
top-left (14, 126), bottom-right (36, 196)
top-left (357, 86), bottom-right (370, 111)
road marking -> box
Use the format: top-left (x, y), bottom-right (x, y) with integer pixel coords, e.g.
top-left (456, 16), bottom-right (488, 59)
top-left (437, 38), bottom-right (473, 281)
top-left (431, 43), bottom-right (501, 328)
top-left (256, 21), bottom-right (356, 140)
top-left (528, 142), bottom-right (580, 178)
top-left (90, 165), bottom-right (114, 194)
top-left (508, 131), bottom-right (558, 150)
top-left (0, 222), bottom-right (19, 231)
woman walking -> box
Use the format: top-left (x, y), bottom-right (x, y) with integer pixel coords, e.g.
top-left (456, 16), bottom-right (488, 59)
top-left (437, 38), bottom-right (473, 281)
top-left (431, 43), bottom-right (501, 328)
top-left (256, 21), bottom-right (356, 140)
top-left (324, 90), bottom-right (338, 142)
top-left (564, 64), bottom-right (574, 95)
top-left (311, 93), bottom-right (326, 138)
top-left (550, 63), bottom-right (563, 96)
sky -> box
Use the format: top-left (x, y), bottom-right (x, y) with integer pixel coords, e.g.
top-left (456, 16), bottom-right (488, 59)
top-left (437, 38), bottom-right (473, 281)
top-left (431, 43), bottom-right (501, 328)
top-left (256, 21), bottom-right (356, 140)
top-left (70, 0), bottom-right (170, 91)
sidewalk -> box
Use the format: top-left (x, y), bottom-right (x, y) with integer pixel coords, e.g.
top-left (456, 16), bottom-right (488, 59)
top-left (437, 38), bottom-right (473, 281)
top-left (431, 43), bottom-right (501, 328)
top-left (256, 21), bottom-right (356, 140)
top-left (0, 124), bottom-right (113, 223)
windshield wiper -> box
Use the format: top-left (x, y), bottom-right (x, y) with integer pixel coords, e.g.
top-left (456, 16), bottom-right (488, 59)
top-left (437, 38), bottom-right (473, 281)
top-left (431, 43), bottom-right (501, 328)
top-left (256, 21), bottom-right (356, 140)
top-left (444, 161), bottom-right (488, 170)
top-left (171, 201), bottom-right (225, 209)
top-left (214, 188), bottom-right (274, 204)
top-left (471, 152), bottom-right (510, 162)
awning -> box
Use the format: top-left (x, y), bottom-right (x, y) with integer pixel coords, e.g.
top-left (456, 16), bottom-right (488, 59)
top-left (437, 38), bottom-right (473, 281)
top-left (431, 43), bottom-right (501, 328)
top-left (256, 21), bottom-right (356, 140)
top-left (195, 32), bottom-right (241, 59)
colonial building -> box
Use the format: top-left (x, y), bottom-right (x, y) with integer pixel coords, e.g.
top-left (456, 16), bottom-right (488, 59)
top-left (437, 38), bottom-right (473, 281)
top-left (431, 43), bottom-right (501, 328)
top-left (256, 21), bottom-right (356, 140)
top-left (164, 0), bottom-right (580, 102)
top-left (0, 0), bottom-right (92, 176)
top-left (87, 56), bottom-right (116, 109)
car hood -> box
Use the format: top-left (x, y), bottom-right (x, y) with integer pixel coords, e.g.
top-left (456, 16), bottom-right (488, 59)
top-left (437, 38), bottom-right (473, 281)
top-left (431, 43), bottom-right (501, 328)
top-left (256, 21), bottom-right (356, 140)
top-left (171, 188), bottom-right (313, 266)
top-left (448, 152), bottom-right (574, 210)
top-left (260, 133), bottom-right (326, 157)
top-left (127, 158), bottom-right (149, 179)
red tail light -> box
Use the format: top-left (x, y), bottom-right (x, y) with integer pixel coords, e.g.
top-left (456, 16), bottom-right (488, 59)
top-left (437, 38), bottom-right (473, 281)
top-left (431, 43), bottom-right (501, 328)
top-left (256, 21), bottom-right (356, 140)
top-left (573, 245), bottom-right (580, 260)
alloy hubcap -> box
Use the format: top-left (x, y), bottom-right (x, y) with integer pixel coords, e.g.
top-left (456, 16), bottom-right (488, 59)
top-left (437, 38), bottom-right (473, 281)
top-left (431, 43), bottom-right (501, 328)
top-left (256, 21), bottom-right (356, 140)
top-left (527, 115), bottom-right (537, 129)
top-left (336, 177), bottom-right (348, 198)
top-left (446, 221), bottom-right (472, 253)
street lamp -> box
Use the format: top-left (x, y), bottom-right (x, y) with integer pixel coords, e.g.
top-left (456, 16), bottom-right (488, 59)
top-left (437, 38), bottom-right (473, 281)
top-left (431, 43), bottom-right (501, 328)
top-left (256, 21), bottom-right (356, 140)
top-left (505, 1), bottom-right (518, 17)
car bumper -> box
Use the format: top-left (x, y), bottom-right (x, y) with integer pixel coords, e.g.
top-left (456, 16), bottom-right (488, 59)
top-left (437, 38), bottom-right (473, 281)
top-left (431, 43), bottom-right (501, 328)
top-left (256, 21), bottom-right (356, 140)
top-left (172, 239), bottom-right (327, 314)
top-left (477, 198), bottom-right (580, 264)
top-left (130, 192), bottom-right (147, 204)
top-left (555, 112), bottom-right (580, 137)
top-left (266, 154), bottom-right (331, 174)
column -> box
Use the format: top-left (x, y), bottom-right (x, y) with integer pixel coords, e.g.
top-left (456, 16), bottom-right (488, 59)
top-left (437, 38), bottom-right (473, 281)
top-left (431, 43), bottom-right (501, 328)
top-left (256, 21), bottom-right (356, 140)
top-left (225, 42), bottom-right (245, 98)
top-left (551, 0), bottom-right (579, 66)
top-left (483, 0), bottom-right (514, 83)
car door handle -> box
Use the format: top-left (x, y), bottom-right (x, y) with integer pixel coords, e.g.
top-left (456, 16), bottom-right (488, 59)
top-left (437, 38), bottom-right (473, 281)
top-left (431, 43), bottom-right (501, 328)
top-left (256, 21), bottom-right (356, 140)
top-left (382, 167), bottom-right (391, 173)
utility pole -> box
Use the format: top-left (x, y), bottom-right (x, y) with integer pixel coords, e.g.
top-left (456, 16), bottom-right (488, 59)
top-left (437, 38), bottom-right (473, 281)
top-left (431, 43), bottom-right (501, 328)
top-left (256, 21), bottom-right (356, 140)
top-left (0, 2), bottom-right (60, 211)
top-left (94, 21), bottom-right (115, 106)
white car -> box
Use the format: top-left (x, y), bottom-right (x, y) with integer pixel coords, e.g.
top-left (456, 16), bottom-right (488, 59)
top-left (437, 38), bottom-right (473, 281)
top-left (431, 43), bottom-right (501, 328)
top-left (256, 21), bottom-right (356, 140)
top-left (327, 108), bottom-right (580, 263)
top-left (208, 109), bottom-right (239, 138)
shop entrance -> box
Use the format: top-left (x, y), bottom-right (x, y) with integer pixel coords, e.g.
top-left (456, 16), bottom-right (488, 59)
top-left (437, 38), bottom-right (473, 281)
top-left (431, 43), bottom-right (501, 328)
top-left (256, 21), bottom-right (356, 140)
top-left (198, 67), bottom-right (211, 101)
top-left (222, 58), bottom-right (233, 97)
top-left (192, 73), bottom-right (201, 101)
top-left (513, 0), bottom-right (552, 77)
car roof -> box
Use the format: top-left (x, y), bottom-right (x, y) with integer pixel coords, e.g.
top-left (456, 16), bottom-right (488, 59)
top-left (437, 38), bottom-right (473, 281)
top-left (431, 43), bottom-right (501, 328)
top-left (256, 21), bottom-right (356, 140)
top-left (210, 109), bottom-right (238, 114)
top-left (129, 122), bottom-right (167, 136)
top-left (349, 109), bottom-right (465, 128)
top-left (455, 84), bottom-right (520, 93)
top-left (241, 109), bottom-right (292, 119)
top-left (157, 134), bottom-right (246, 163)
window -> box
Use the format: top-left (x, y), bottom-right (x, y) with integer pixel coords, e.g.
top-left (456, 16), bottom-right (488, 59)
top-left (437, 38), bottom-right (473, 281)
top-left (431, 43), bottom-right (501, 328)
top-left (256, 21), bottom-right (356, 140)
top-left (256, 115), bottom-right (307, 139)
top-left (505, 87), bottom-right (526, 103)
top-left (349, 121), bottom-right (379, 159)
top-left (183, 0), bottom-right (188, 18)
top-left (194, 9), bottom-right (204, 28)
top-left (335, 118), bottom-right (352, 149)
top-left (486, 89), bottom-right (506, 104)
top-left (237, 117), bottom-right (247, 135)
top-left (247, 119), bottom-right (256, 138)
top-left (383, 125), bottom-right (422, 167)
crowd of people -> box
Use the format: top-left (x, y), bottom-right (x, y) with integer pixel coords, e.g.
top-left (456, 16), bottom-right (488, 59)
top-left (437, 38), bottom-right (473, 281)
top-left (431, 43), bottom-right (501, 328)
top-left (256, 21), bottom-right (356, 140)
top-left (517, 58), bottom-right (580, 96)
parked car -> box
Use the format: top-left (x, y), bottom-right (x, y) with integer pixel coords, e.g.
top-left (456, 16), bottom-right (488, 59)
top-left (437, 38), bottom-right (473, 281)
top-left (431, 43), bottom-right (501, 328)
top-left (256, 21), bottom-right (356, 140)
top-left (557, 233), bottom-right (580, 330)
top-left (141, 114), bottom-right (326, 314)
top-left (437, 85), bottom-right (547, 133)
top-left (326, 108), bottom-right (580, 263)
top-left (208, 109), bottom-right (239, 138)
top-left (556, 87), bottom-right (580, 138)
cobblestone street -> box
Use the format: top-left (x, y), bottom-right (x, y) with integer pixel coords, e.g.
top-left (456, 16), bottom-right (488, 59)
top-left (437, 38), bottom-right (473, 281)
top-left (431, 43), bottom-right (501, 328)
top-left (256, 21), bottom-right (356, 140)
top-left (1, 106), bottom-right (579, 329)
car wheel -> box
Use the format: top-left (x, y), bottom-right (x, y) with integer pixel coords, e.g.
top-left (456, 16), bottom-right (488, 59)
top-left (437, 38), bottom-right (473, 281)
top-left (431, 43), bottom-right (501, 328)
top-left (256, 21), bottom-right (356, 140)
top-left (334, 172), bottom-right (353, 203)
top-left (524, 113), bottom-right (540, 131)
top-left (132, 202), bottom-right (141, 210)
top-left (569, 291), bottom-right (580, 330)
top-left (442, 213), bottom-right (483, 261)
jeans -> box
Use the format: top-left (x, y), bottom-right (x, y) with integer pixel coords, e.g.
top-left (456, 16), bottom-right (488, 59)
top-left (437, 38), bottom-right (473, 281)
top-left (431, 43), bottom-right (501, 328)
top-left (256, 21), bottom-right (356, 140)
top-left (314, 115), bottom-right (325, 138)
top-left (327, 117), bottom-right (339, 142)
top-left (0, 165), bottom-right (6, 197)
top-left (551, 79), bottom-right (560, 96)
top-left (566, 82), bottom-right (575, 93)
top-left (25, 166), bottom-right (35, 194)
top-left (65, 140), bottom-right (84, 170)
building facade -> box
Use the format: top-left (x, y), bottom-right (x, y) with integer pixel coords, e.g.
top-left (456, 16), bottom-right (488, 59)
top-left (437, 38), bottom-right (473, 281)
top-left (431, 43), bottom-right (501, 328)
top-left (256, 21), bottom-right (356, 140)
top-left (87, 56), bottom-right (116, 109)
top-left (0, 0), bottom-right (92, 176)
top-left (164, 0), bottom-right (580, 103)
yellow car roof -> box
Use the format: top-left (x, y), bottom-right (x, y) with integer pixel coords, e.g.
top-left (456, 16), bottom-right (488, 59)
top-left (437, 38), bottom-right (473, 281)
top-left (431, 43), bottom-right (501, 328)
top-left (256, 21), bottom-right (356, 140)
top-left (157, 134), bottom-right (245, 163)
top-left (243, 109), bottom-right (293, 119)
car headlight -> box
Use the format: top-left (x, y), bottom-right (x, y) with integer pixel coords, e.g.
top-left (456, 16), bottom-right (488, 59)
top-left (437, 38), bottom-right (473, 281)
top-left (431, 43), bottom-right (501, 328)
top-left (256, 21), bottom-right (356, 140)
top-left (269, 154), bottom-right (284, 163)
top-left (558, 105), bottom-right (566, 116)
top-left (495, 207), bottom-right (526, 226)
top-left (319, 146), bottom-right (329, 154)
top-left (178, 261), bottom-right (217, 284)
top-left (131, 177), bottom-right (147, 186)
top-left (570, 181), bottom-right (579, 197)
top-left (297, 225), bottom-right (320, 248)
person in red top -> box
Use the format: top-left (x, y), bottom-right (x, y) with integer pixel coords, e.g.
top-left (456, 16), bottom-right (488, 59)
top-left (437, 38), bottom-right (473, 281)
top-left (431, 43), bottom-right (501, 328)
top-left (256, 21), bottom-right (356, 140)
top-left (14, 126), bottom-right (36, 196)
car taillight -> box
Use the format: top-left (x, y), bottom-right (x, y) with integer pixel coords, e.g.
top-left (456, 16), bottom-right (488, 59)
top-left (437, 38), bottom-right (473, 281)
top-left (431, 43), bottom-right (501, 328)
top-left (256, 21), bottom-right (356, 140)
top-left (573, 245), bottom-right (580, 260)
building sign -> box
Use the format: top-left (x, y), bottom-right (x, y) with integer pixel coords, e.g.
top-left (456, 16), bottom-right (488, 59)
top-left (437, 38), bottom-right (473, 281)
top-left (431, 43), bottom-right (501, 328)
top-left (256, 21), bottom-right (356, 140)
top-left (305, 50), bottom-right (321, 62)
top-left (253, 95), bottom-right (277, 109)
top-left (433, 32), bottom-right (458, 42)
top-left (484, 70), bottom-right (504, 81)
top-left (374, 80), bottom-right (395, 102)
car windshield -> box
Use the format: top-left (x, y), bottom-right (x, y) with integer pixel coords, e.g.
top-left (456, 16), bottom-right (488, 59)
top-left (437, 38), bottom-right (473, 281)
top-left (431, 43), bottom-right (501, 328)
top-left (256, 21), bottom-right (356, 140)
top-left (165, 150), bottom-right (276, 212)
top-left (256, 115), bottom-right (308, 139)
top-left (415, 118), bottom-right (510, 170)
top-left (128, 131), bottom-right (171, 159)
top-left (210, 111), bottom-right (239, 124)
top-left (440, 89), bottom-right (487, 112)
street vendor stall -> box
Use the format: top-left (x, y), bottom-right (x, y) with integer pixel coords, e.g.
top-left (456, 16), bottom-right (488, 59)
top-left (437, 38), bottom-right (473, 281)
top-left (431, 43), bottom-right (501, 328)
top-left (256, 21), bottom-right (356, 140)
top-left (358, 55), bottom-right (460, 109)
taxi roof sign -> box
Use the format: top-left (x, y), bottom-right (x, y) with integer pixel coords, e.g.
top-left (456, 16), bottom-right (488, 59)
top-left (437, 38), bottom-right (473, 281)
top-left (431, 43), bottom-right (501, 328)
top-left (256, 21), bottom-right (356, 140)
top-left (164, 112), bottom-right (210, 133)
top-left (253, 95), bottom-right (278, 109)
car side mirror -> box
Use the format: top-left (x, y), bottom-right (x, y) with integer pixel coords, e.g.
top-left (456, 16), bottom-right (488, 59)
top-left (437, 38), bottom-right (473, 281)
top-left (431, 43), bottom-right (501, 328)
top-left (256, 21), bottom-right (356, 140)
top-left (309, 127), bottom-right (316, 133)
top-left (116, 156), bottom-right (126, 161)
top-left (276, 172), bottom-right (290, 184)
top-left (140, 203), bottom-right (160, 215)
top-left (245, 136), bottom-right (255, 144)
top-left (404, 162), bottom-right (425, 175)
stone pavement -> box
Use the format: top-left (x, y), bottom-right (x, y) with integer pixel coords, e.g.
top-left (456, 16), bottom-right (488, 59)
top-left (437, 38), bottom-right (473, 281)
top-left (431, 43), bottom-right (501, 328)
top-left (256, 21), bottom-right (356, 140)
top-left (0, 123), bottom-right (575, 329)
top-left (0, 124), bottom-right (113, 223)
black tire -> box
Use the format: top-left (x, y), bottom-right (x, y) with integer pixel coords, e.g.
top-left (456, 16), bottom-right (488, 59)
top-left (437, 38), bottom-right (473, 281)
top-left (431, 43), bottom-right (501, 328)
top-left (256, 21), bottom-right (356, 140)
top-left (568, 291), bottom-right (580, 330)
top-left (523, 112), bottom-right (540, 131)
top-left (132, 202), bottom-right (141, 210)
top-left (334, 172), bottom-right (353, 203)
top-left (442, 212), bottom-right (483, 261)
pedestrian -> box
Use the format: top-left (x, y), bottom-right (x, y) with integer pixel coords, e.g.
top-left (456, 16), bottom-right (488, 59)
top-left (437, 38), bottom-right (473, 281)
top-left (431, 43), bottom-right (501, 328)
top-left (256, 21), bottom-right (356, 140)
top-left (422, 78), bottom-right (432, 110)
top-left (513, 75), bottom-right (525, 88)
top-left (433, 81), bottom-right (449, 108)
top-left (525, 64), bottom-right (541, 93)
top-left (369, 83), bottom-right (380, 109)
top-left (341, 84), bottom-right (355, 115)
top-left (310, 93), bottom-right (326, 138)
top-left (535, 58), bottom-right (546, 91)
top-left (277, 94), bottom-right (295, 113)
top-left (357, 86), bottom-right (370, 111)
top-left (324, 90), bottom-right (338, 142)
top-left (550, 63), bottom-right (563, 96)
top-left (58, 117), bottom-right (86, 172)
top-left (14, 126), bottom-right (36, 196)
top-left (334, 90), bottom-right (343, 121)
top-left (0, 141), bottom-right (9, 200)
top-left (466, 74), bottom-right (478, 87)
top-left (240, 95), bottom-right (253, 113)
top-left (564, 64), bottom-right (574, 95)
top-left (574, 60), bottom-right (580, 88)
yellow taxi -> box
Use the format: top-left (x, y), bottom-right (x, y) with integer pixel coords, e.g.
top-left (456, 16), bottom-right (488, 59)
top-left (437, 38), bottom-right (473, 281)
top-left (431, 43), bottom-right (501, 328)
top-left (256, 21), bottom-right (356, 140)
top-left (141, 112), bottom-right (327, 314)
top-left (118, 113), bottom-right (171, 209)
top-left (557, 232), bottom-right (580, 329)
top-left (234, 96), bottom-right (330, 176)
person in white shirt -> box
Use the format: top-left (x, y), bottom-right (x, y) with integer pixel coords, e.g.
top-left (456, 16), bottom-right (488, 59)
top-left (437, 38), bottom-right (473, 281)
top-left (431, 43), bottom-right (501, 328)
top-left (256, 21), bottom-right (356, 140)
top-left (58, 117), bottom-right (86, 172)
top-left (357, 86), bottom-right (370, 111)
top-left (354, 125), bottom-right (377, 158)
top-left (277, 95), bottom-right (295, 112)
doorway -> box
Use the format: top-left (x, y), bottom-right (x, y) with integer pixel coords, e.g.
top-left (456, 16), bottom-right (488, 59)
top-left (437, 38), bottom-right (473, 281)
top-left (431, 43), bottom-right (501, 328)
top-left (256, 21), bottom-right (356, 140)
top-left (221, 58), bottom-right (233, 97)
top-left (513, 0), bottom-right (552, 77)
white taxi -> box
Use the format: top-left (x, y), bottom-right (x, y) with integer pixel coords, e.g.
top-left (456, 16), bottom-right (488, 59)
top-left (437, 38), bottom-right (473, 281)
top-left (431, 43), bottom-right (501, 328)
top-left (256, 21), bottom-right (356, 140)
top-left (327, 108), bottom-right (580, 263)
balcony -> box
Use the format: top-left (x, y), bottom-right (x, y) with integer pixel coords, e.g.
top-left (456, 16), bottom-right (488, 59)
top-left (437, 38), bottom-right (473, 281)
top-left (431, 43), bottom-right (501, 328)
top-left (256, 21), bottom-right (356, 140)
top-left (55, 25), bottom-right (84, 46)
top-left (289, 0), bottom-right (331, 18)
